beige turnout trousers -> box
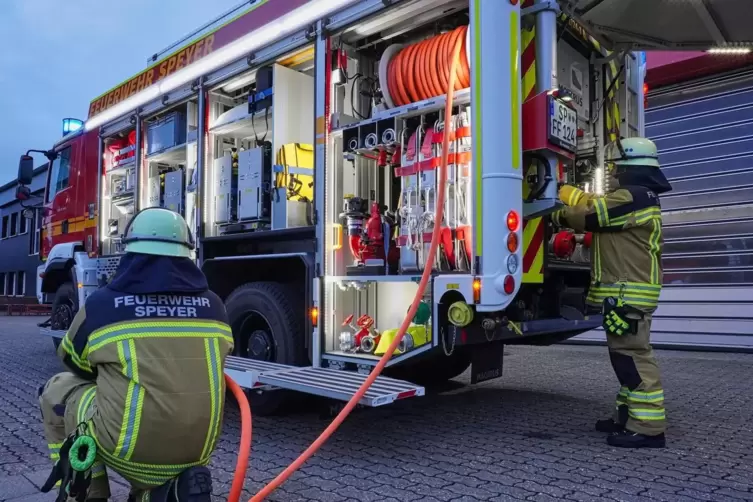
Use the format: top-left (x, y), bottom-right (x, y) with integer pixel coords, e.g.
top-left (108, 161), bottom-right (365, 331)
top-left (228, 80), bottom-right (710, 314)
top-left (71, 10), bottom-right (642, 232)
top-left (607, 315), bottom-right (667, 436)
top-left (39, 372), bottom-right (111, 499)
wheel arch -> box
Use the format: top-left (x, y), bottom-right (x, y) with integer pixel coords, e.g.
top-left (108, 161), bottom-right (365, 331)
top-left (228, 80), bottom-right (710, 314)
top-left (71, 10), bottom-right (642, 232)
top-left (40, 243), bottom-right (86, 296)
top-left (202, 253), bottom-right (314, 302)
top-left (40, 258), bottom-right (76, 296)
top-left (202, 252), bottom-right (315, 358)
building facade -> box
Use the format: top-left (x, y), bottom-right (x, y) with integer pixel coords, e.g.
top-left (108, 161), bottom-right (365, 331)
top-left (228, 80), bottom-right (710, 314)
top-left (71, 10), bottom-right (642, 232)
top-left (0, 164), bottom-right (47, 305)
top-left (575, 52), bottom-right (753, 351)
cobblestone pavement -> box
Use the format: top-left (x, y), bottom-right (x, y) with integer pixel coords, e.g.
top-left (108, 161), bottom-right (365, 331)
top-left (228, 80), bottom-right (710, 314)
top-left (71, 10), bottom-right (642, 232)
top-left (1, 316), bottom-right (752, 502)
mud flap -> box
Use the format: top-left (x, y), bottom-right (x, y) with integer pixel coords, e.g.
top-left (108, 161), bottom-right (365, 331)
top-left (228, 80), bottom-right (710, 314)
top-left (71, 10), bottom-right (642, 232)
top-left (470, 342), bottom-right (504, 384)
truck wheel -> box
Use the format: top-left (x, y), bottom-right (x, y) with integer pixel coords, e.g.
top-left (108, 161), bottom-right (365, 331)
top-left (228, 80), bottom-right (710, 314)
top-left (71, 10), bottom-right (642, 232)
top-left (387, 349), bottom-right (472, 386)
top-left (224, 282), bottom-right (305, 416)
top-left (50, 282), bottom-right (78, 351)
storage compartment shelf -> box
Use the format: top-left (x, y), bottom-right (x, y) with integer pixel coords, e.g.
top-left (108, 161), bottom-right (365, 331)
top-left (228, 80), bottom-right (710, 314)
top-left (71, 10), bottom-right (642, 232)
top-left (333, 88), bottom-right (471, 134)
top-left (146, 142), bottom-right (189, 163)
top-left (209, 106), bottom-right (274, 139)
top-left (111, 192), bottom-right (135, 203)
top-left (108, 160), bottom-right (136, 172)
top-left (324, 350), bottom-right (380, 361)
top-left (325, 275), bottom-right (423, 284)
top-left (322, 343), bottom-right (434, 366)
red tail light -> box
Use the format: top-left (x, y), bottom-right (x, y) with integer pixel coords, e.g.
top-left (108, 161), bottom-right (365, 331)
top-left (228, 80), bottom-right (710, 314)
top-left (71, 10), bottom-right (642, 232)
top-left (507, 211), bottom-right (520, 232)
top-left (503, 275), bottom-right (515, 295)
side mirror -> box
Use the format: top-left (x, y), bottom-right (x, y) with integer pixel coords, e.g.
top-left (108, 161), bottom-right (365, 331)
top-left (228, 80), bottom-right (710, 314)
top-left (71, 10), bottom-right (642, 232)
top-left (18, 155), bottom-right (34, 185)
top-left (22, 207), bottom-right (35, 220)
top-left (15, 185), bottom-right (31, 201)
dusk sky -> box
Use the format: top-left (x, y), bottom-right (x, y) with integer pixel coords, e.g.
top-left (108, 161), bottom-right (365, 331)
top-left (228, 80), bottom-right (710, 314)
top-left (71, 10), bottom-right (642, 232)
top-left (0, 0), bottom-right (240, 180)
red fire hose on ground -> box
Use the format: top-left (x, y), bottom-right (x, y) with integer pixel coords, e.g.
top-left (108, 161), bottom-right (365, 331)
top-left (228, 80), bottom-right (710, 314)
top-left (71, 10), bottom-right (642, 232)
top-left (224, 33), bottom-right (466, 502)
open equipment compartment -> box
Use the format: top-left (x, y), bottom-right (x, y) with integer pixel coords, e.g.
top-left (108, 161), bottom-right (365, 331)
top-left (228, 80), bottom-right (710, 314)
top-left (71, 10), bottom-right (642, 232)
top-left (142, 99), bottom-right (199, 228)
top-left (205, 47), bottom-right (316, 237)
top-left (322, 1), bottom-right (472, 364)
top-left (101, 127), bottom-right (137, 256)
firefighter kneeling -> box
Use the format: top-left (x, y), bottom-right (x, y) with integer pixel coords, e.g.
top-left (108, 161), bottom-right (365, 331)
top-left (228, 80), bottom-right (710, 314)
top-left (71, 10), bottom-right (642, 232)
top-left (553, 137), bottom-right (671, 449)
top-left (38, 208), bottom-right (233, 501)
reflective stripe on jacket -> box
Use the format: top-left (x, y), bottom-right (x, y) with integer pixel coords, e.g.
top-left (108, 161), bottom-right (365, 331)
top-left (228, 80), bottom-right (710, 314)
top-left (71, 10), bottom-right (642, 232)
top-left (552, 185), bottom-right (663, 312)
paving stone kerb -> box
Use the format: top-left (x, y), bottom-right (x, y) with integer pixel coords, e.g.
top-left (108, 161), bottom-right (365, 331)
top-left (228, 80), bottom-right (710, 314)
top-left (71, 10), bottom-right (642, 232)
top-left (1, 316), bottom-right (752, 502)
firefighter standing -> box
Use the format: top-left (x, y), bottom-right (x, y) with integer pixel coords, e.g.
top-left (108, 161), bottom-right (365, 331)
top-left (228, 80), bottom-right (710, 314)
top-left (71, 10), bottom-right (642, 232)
top-left (552, 137), bottom-right (671, 449)
top-left (38, 208), bottom-right (233, 501)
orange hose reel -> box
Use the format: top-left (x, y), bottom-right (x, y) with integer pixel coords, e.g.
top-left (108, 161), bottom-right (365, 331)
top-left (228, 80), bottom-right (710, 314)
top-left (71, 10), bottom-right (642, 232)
top-left (382, 26), bottom-right (471, 108)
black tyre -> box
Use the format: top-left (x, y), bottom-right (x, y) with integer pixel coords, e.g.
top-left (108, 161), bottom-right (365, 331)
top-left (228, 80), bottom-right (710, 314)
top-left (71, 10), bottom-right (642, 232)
top-left (224, 282), bottom-right (306, 416)
top-left (386, 348), bottom-right (472, 386)
top-left (50, 282), bottom-right (78, 351)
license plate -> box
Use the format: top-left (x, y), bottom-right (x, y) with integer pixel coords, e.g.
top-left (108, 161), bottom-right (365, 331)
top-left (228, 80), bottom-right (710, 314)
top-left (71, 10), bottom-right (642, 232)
top-left (548, 97), bottom-right (578, 152)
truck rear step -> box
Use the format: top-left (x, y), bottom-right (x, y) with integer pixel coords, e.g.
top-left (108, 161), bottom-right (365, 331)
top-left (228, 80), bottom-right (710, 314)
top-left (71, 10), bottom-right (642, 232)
top-left (225, 355), bottom-right (425, 407)
top-left (224, 356), bottom-right (292, 390)
top-left (42, 328), bottom-right (66, 338)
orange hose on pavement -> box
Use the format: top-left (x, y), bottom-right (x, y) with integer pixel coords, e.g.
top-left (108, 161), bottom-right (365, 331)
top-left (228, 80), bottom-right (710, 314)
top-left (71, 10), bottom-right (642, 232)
top-left (226, 375), bottom-right (252, 502)
top-left (245, 34), bottom-right (466, 502)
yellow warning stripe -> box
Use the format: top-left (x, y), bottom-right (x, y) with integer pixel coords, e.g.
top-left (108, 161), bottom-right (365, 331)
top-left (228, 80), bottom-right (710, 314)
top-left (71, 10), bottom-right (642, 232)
top-left (47, 219), bottom-right (96, 237)
top-left (47, 215), bottom-right (88, 228)
top-left (472, 0), bottom-right (483, 257)
top-left (522, 219), bottom-right (544, 283)
top-left (521, 28), bottom-right (536, 102)
top-left (519, 8), bottom-right (545, 284)
top-left (510, 11), bottom-right (521, 171)
top-left (43, 214), bottom-right (97, 238)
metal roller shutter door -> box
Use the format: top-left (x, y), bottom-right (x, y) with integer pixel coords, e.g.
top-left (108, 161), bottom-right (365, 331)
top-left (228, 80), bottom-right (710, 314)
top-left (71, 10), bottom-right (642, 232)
top-left (573, 68), bottom-right (753, 351)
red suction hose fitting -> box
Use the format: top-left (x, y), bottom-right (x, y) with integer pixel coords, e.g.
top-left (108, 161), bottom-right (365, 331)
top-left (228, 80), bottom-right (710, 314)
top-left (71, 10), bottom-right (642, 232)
top-left (552, 230), bottom-right (576, 259)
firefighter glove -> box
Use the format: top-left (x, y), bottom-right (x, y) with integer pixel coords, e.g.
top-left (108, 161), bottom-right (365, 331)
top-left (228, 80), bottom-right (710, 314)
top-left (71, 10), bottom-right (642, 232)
top-left (558, 185), bottom-right (580, 206)
top-left (602, 297), bottom-right (644, 336)
top-left (41, 433), bottom-right (96, 502)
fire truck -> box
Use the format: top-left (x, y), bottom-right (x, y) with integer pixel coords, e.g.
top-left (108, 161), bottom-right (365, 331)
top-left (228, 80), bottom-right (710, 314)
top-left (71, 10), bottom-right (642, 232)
top-left (16, 0), bottom-right (653, 415)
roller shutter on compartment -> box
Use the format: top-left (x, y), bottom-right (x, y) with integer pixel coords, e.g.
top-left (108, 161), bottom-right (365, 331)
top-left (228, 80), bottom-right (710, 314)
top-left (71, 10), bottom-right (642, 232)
top-left (574, 68), bottom-right (753, 350)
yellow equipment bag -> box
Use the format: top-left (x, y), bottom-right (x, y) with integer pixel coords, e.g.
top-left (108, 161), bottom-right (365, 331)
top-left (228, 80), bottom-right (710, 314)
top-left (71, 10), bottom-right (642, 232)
top-left (276, 143), bottom-right (314, 202)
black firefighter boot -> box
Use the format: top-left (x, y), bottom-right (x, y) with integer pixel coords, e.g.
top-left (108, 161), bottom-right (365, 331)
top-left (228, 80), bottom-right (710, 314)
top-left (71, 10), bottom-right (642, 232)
top-left (595, 404), bottom-right (627, 433)
top-left (144, 466), bottom-right (213, 502)
top-left (171, 466), bottom-right (213, 502)
top-left (595, 418), bottom-right (625, 433)
top-left (607, 430), bottom-right (666, 448)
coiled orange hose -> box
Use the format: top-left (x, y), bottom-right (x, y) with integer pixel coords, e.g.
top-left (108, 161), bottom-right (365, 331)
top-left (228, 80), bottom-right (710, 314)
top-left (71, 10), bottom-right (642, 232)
top-left (244, 33), bottom-right (466, 502)
top-left (387, 26), bottom-right (470, 107)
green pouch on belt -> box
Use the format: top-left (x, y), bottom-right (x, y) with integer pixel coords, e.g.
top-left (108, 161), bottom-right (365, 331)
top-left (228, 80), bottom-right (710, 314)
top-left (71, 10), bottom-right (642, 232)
top-left (602, 297), bottom-right (644, 336)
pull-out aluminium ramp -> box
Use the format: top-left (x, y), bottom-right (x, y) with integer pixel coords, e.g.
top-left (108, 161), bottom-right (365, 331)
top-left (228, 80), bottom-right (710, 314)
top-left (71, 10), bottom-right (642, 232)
top-left (558, 0), bottom-right (753, 51)
top-left (225, 356), bottom-right (425, 407)
top-left (41, 328), bottom-right (66, 338)
top-left (224, 356), bottom-right (293, 390)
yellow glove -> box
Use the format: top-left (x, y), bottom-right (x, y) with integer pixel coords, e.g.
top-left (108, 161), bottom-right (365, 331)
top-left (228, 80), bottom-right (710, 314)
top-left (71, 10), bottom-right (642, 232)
top-left (558, 185), bottom-right (581, 206)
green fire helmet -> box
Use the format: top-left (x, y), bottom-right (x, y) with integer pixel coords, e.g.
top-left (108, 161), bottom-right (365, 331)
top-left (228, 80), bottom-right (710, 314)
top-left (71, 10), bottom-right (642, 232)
top-left (122, 208), bottom-right (195, 258)
top-left (606, 137), bottom-right (660, 169)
